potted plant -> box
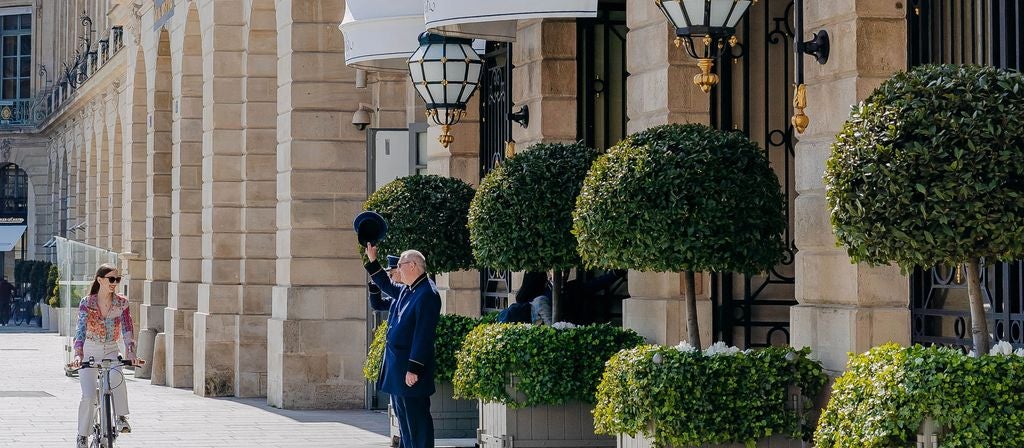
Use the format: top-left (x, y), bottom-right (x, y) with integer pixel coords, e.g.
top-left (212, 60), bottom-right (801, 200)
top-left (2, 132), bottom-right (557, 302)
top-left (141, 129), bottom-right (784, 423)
top-left (453, 322), bottom-right (645, 447)
top-left (362, 174), bottom-right (477, 441)
top-left (573, 123), bottom-right (787, 347)
top-left (816, 343), bottom-right (1024, 447)
top-left (364, 313), bottom-right (482, 439)
top-left (824, 64), bottom-right (1024, 356)
top-left (468, 142), bottom-right (601, 322)
top-left (594, 342), bottom-right (825, 447)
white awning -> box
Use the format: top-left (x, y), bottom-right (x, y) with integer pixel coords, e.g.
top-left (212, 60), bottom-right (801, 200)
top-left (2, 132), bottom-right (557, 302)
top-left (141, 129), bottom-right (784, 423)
top-left (339, 0), bottom-right (424, 72)
top-left (425, 0), bottom-right (598, 42)
top-left (0, 225), bottom-right (26, 252)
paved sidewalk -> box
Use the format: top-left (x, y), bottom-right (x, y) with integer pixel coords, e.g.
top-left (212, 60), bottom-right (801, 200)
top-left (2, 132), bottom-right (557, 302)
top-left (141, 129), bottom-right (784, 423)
top-left (0, 330), bottom-right (392, 448)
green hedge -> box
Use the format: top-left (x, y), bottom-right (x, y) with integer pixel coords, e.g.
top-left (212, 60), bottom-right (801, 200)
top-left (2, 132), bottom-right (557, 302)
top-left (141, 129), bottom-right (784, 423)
top-left (594, 344), bottom-right (825, 447)
top-left (469, 142), bottom-right (600, 272)
top-left (453, 323), bottom-right (645, 408)
top-left (816, 343), bottom-right (1024, 447)
top-left (15, 260), bottom-right (53, 303)
top-left (363, 313), bottom-right (482, 384)
top-left (573, 123), bottom-right (786, 274)
top-left (825, 64), bottom-right (1024, 270)
top-left (363, 175), bottom-right (476, 273)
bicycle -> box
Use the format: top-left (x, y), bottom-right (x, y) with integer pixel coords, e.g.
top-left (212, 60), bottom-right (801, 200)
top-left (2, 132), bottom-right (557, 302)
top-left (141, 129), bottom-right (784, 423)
top-left (10, 298), bottom-right (30, 326)
top-left (71, 356), bottom-right (138, 448)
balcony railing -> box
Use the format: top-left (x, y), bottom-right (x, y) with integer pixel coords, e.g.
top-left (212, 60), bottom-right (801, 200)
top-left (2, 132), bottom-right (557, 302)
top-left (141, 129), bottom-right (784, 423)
top-left (0, 96), bottom-right (50, 129)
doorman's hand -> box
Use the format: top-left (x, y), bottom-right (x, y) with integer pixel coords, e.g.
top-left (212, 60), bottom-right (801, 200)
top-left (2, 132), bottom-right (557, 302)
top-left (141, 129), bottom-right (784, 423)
top-left (366, 243), bottom-right (378, 262)
top-left (405, 371), bottom-right (418, 387)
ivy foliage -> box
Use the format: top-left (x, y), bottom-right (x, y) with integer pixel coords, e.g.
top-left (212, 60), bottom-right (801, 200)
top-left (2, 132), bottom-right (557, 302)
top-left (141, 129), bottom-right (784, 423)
top-left (573, 123), bottom-right (786, 273)
top-left (825, 64), bottom-right (1024, 270)
top-left (453, 323), bottom-right (645, 408)
top-left (594, 345), bottom-right (825, 447)
top-left (816, 343), bottom-right (1024, 447)
top-left (47, 265), bottom-right (60, 308)
top-left (363, 313), bottom-right (482, 384)
top-left (469, 142), bottom-right (601, 272)
top-left (363, 175), bottom-right (475, 273)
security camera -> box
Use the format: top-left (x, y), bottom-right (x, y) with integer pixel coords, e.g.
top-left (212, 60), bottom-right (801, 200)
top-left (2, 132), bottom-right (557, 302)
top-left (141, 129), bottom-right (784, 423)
top-left (352, 103), bottom-right (374, 131)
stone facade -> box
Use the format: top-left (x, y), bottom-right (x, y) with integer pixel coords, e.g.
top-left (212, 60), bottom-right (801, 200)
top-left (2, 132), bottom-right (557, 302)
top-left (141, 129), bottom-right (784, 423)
top-left (14, 0), bottom-right (917, 410)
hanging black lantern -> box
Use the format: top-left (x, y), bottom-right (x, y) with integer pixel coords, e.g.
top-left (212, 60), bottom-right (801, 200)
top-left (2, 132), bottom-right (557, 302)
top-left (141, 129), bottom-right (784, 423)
top-left (407, 32), bottom-right (483, 148)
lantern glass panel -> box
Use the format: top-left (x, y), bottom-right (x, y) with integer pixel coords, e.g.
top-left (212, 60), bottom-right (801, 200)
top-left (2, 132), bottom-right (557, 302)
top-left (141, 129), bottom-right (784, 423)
top-left (410, 65), bottom-right (425, 83)
top-left (725, 1), bottom-right (751, 27)
top-left (709, 0), bottom-right (734, 27)
top-left (682, 0), bottom-right (705, 27)
top-left (424, 43), bottom-right (445, 60)
top-left (428, 84), bottom-right (446, 103)
top-left (446, 84), bottom-right (465, 103)
top-left (415, 84), bottom-right (430, 103)
top-left (459, 84), bottom-right (478, 103)
top-left (661, 3), bottom-right (686, 28)
top-left (423, 60), bottom-right (445, 81)
top-left (467, 63), bottom-right (482, 85)
top-left (445, 61), bottom-right (467, 82)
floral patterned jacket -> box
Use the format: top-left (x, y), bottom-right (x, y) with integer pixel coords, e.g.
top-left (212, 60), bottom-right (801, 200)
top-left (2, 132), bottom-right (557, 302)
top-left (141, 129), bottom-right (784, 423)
top-left (73, 294), bottom-right (135, 359)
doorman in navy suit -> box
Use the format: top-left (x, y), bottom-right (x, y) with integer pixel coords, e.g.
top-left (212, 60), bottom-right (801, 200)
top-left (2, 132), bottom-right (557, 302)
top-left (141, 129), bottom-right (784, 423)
top-left (365, 243), bottom-right (441, 448)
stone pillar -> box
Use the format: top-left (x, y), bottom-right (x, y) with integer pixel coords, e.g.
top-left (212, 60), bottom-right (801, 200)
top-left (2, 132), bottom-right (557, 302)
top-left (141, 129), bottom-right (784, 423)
top-left (790, 2), bottom-right (910, 372)
top-left (165, 7), bottom-right (205, 391)
top-left (84, 114), bottom-right (98, 246)
top-left (236, 0), bottom-right (279, 398)
top-left (195, 1), bottom-right (245, 397)
top-left (93, 101), bottom-right (109, 249)
top-left (622, 0), bottom-right (711, 346)
top-left (106, 93), bottom-right (124, 252)
top-left (511, 19), bottom-right (578, 149)
top-left (125, 42), bottom-right (151, 331)
top-left (269, 0), bottom-right (369, 409)
top-left (148, 28), bottom-right (175, 385)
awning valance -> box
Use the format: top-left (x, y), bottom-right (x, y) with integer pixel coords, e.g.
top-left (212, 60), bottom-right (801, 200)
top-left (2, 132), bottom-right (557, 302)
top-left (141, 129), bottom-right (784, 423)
top-left (0, 225), bottom-right (26, 252)
top-left (339, 0), bottom-right (424, 72)
top-left (425, 0), bottom-right (598, 42)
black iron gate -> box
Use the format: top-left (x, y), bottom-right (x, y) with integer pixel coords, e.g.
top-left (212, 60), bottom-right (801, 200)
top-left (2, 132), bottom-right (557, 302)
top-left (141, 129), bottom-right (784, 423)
top-left (909, 0), bottom-right (1024, 350)
top-left (479, 42), bottom-right (513, 313)
top-left (710, 0), bottom-right (798, 349)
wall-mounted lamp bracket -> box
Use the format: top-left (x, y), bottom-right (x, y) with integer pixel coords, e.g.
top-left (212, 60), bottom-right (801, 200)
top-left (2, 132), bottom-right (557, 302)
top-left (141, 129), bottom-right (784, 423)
top-left (799, 30), bottom-right (830, 65)
top-left (510, 105), bottom-right (529, 128)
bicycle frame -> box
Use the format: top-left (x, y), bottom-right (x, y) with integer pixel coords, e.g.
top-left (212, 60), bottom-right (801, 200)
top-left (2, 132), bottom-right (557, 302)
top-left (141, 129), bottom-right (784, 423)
top-left (79, 357), bottom-right (131, 448)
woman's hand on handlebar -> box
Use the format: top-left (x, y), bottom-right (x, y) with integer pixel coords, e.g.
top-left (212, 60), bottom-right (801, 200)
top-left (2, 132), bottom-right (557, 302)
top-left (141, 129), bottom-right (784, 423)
top-left (68, 355), bottom-right (83, 370)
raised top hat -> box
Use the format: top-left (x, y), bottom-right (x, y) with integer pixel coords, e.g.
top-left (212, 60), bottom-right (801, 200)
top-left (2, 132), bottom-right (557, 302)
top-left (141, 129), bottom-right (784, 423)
top-left (353, 210), bottom-right (388, 246)
top-left (385, 255), bottom-right (400, 271)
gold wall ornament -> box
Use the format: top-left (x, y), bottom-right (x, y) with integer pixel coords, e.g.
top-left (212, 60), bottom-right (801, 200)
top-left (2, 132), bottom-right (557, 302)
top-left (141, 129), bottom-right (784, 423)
top-left (693, 58), bottom-right (720, 93)
top-left (791, 83), bottom-right (809, 134)
top-left (504, 140), bottom-right (516, 158)
top-left (439, 124), bottom-right (455, 148)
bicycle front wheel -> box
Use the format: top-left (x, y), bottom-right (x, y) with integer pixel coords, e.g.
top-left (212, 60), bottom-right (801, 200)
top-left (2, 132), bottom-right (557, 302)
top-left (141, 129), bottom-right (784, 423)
top-left (101, 393), bottom-right (115, 448)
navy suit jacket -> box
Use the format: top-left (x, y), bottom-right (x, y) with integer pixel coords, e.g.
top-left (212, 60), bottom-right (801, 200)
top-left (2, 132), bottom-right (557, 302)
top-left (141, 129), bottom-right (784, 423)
top-left (366, 260), bottom-right (441, 397)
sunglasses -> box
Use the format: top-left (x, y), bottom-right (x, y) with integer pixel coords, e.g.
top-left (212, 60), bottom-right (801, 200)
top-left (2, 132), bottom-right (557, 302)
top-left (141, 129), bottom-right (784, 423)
top-left (103, 276), bottom-right (122, 283)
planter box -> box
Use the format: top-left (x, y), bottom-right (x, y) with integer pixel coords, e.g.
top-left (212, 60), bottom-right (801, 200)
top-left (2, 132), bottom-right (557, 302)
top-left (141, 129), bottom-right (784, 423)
top-left (618, 433), bottom-right (803, 448)
top-left (477, 399), bottom-right (614, 448)
top-left (388, 382), bottom-right (479, 444)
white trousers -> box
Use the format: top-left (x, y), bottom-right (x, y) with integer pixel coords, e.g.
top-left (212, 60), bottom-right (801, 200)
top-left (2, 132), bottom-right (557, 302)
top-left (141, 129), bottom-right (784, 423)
top-left (77, 342), bottom-right (130, 436)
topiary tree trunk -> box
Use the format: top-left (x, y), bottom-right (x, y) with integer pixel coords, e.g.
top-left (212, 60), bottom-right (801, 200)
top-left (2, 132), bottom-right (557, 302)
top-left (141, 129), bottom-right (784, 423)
top-left (966, 259), bottom-right (990, 356)
top-left (684, 271), bottom-right (699, 348)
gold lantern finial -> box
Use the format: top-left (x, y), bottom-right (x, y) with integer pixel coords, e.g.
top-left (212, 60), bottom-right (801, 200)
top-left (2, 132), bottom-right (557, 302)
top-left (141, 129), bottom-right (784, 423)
top-left (693, 58), bottom-right (719, 93)
top-left (791, 83), bottom-right (809, 134)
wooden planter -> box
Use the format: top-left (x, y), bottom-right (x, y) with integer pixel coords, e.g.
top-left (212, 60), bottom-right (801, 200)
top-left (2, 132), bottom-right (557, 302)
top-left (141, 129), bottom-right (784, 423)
top-left (618, 433), bottom-right (802, 448)
top-left (477, 399), bottom-right (614, 448)
top-left (388, 382), bottom-right (478, 445)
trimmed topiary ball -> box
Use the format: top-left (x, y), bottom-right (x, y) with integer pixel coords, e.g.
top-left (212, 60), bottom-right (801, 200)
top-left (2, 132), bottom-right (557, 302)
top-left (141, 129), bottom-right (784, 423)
top-left (363, 174), bottom-right (475, 273)
top-left (469, 142), bottom-right (601, 272)
top-left (573, 123), bottom-right (787, 274)
top-left (825, 64), bottom-right (1024, 270)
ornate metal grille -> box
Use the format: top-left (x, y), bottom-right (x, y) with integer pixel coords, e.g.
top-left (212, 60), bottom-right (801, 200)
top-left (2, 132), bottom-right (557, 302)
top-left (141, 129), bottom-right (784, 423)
top-left (710, 0), bottom-right (798, 348)
top-left (909, 0), bottom-right (1024, 350)
top-left (479, 42), bottom-right (513, 313)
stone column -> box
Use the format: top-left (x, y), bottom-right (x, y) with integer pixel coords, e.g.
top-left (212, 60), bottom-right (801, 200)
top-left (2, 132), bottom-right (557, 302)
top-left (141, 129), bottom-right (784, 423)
top-left (93, 101), bottom-right (109, 249)
top-left (622, 0), bottom-right (711, 346)
top-left (194, 1), bottom-right (245, 397)
top-left (790, 2), bottom-right (910, 372)
top-left (84, 114), bottom-right (97, 246)
top-left (511, 19), bottom-right (578, 149)
top-left (106, 92), bottom-right (124, 253)
top-left (164, 8), bottom-right (205, 391)
top-left (269, 0), bottom-right (370, 409)
top-left (125, 41), bottom-right (152, 331)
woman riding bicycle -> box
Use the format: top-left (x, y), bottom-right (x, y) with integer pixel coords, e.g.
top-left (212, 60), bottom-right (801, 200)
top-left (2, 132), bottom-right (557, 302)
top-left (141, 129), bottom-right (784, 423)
top-left (68, 263), bottom-right (143, 448)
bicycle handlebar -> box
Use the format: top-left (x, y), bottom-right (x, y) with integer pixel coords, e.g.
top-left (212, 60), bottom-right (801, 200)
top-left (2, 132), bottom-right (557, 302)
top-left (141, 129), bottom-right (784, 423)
top-left (72, 356), bottom-right (141, 371)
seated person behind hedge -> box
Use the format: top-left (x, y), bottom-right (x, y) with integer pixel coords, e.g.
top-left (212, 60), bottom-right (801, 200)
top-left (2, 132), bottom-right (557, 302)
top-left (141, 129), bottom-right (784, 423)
top-left (497, 271), bottom-right (547, 324)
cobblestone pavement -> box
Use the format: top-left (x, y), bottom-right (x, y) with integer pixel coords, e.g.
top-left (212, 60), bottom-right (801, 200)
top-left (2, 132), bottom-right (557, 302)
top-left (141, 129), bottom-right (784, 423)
top-left (0, 329), bottom-right (392, 448)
